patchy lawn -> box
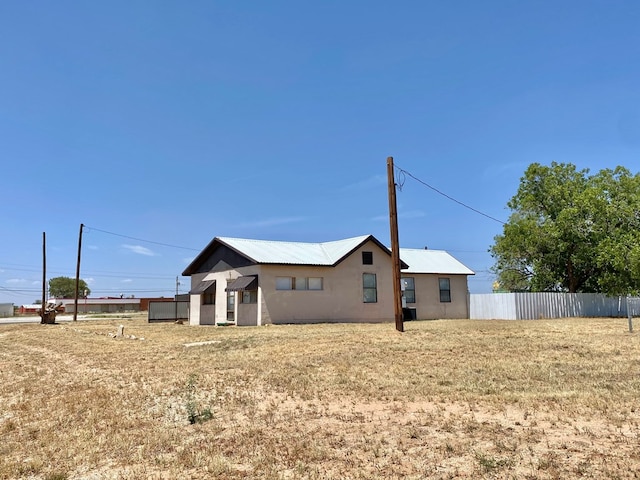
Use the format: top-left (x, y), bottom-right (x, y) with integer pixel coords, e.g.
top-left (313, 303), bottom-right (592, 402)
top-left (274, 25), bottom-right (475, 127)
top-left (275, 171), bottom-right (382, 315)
top-left (1, 315), bottom-right (639, 479)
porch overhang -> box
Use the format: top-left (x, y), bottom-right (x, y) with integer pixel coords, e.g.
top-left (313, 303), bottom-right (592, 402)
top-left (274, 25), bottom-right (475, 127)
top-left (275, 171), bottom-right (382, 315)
top-left (190, 279), bottom-right (216, 294)
top-left (225, 275), bottom-right (258, 292)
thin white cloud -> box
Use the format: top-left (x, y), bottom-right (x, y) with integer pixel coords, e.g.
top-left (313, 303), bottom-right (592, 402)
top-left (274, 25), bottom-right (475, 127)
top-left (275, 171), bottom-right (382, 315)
top-left (84, 278), bottom-right (95, 285)
top-left (340, 174), bottom-right (386, 191)
top-left (122, 244), bottom-right (157, 256)
top-left (7, 278), bottom-right (26, 284)
top-left (237, 217), bottom-right (307, 228)
top-left (121, 279), bottom-right (133, 283)
top-left (88, 245), bottom-right (99, 250)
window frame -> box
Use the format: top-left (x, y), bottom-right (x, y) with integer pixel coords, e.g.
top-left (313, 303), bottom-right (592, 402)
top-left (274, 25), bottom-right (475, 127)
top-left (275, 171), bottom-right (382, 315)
top-left (276, 276), bottom-right (324, 291)
top-left (363, 273), bottom-right (377, 303)
top-left (308, 277), bottom-right (323, 291)
top-left (276, 277), bottom-right (292, 290)
top-left (439, 278), bottom-right (451, 303)
top-left (226, 291), bottom-right (235, 320)
top-left (202, 284), bottom-right (216, 305)
top-left (203, 291), bottom-right (215, 305)
top-left (362, 251), bottom-right (373, 265)
top-left (402, 277), bottom-right (415, 304)
top-left (241, 290), bottom-right (258, 304)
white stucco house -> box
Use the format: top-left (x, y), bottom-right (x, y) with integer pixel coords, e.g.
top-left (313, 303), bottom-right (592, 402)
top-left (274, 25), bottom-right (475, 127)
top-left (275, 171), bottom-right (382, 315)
top-left (182, 234), bottom-right (474, 326)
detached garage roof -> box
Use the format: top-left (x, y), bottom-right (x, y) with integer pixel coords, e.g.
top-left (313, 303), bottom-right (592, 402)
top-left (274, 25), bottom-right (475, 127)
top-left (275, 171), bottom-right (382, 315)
top-left (399, 248), bottom-right (475, 275)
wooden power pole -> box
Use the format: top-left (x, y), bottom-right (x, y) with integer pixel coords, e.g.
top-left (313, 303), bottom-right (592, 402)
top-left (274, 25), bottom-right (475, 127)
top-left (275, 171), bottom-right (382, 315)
top-left (41, 232), bottom-right (46, 324)
top-left (73, 223), bottom-right (84, 321)
top-left (387, 157), bottom-right (404, 333)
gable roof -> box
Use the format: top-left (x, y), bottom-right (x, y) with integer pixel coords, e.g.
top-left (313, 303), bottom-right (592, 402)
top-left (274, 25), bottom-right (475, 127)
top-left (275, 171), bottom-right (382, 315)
top-left (218, 235), bottom-right (374, 265)
top-left (399, 248), bottom-right (475, 275)
top-left (182, 234), bottom-right (403, 275)
top-left (182, 235), bottom-right (474, 277)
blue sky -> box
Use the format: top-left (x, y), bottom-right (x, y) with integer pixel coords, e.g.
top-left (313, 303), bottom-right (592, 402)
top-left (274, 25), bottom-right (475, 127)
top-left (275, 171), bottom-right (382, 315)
top-left (1, 1), bottom-right (640, 305)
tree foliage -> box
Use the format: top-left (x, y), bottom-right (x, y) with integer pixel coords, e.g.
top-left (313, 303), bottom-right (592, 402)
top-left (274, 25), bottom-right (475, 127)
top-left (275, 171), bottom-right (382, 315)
top-left (48, 276), bottom-right (91, 299)
top-left (491, 162), bottom-right (640, 295)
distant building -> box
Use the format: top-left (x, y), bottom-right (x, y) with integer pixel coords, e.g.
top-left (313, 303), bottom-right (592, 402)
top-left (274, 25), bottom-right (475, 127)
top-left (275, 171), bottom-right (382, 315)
top-left (50, 297), bottom-right (172, 314)
top-left (0, 303), bottom-right (14, 316)
top-left (18, 304), bottom-right (40, 314)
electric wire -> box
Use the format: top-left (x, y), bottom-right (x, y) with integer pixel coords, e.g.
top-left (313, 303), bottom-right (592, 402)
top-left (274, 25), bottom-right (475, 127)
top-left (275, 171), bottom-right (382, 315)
top-left (84, 225), bottom-right (200, 251)
top-left (395, 165), bottom-right (506, 225)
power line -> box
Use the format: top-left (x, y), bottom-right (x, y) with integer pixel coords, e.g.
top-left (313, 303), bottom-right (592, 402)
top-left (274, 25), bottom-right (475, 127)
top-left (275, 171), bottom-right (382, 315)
top-left (395, 165), bottom-right (506, 225)
top-left (84, 225), bottom-right (200, 251)
top-left (0, 262), bottom-right (182, 280)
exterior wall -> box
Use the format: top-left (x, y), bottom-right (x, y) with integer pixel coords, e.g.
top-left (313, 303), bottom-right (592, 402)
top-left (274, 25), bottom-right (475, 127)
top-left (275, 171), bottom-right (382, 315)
top-left (237, 302), bottom-right (258, 326)
top-left (189, 267), bottom-right (260, 325)
top-left (19, 305), bottom-right (40, 314)
top-left (188, 272), bottom-right (207, 326)
top-left (187, 239), bottom-right (471, 325)
top-left (0, 303), bottom-right (14, 316)
top-left (259, 240), bottom-right (394, 324)
top-left (405, 274), bottom-right (469, 319)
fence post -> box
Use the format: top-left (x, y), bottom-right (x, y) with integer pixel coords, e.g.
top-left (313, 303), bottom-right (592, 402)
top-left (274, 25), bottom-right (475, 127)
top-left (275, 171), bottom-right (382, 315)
top-left (627, 296), bottom-right (633, 333)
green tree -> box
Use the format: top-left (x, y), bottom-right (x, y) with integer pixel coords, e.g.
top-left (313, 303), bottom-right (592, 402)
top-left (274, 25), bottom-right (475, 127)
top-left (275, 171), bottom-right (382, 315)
top-left (490, 162), bottom-right (640, 295)
top-left (48, 276), bottom-right (91, 298)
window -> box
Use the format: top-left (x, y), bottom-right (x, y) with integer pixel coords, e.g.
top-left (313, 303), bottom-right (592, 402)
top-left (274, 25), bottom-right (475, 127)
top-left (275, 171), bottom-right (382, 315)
top-left (203, 291), bottom-right (215, 305)
top-left (202, 283), bottom-right (216, 305)
top-left (241, 290), bottom-right (257, 304)
top-left (308, 277), bottom-right (323, 290)
top-left (226, 291), bottom-right (235, 320)
top-left (362, 251), bottom-right (373, 265)
top-left (402, 277), bottom-right (415, 303)
top-left (439, 278), bottom-right (451, 303)
top-left (294, 277), bottom-right (307, 290)
top-left (363, 273), bottom-right (377, 303)
top-left (276, 277), bottom-right (323, 291)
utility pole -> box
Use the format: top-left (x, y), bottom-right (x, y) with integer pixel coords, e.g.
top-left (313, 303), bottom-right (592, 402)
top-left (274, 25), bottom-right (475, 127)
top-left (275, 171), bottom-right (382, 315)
top-left (387, 157), bottom-right (404, 333)
top-left (73, 223), bottom-right (84, 322)
top-left (175, 276), bottom-right (180, 321)
top-left (41, 232), bottom-right (46, 324)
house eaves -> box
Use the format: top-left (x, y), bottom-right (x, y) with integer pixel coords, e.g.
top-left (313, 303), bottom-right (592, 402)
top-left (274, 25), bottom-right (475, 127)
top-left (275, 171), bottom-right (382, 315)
top-left (182, 234), bottom-right (405, 275)
top-left (399, 248), bottom-right (475, 275)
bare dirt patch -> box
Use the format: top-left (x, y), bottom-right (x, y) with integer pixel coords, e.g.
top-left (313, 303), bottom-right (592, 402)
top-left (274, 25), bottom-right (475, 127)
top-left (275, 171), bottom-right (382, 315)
top-left (1, 316), bottom-right (639, 479)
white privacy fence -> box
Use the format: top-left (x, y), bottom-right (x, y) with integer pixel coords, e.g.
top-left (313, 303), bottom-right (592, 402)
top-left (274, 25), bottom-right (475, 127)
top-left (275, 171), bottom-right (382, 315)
top-left (470, 293), bottom-right (640, 320)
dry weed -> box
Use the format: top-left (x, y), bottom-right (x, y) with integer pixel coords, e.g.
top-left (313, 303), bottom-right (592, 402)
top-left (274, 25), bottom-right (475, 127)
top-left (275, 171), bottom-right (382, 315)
top-left (1, 315), bottom-right (639, 478)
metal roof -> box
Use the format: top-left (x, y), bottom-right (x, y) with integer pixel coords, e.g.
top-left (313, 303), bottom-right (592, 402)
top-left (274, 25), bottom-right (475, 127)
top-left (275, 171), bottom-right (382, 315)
top-left (225, 276), bottom-right (258, 292)
top-left (183, 234), bottom-right (471, 276)
top-left (190, 279), bottom-right (216, 294)
top-left (399, 248), bottom-right (475, 275)
top-left (217, 235), bottom-right (372, 265)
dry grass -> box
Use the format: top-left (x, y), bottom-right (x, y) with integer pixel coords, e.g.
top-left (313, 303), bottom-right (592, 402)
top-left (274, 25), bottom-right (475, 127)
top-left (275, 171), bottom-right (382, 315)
top-left (1, 315), bottom-right (640, 479)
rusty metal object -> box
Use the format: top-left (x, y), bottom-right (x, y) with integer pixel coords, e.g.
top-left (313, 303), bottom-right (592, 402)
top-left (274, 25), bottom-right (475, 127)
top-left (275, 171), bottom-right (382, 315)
top-left (39, 302), bottom-right (64, 324)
